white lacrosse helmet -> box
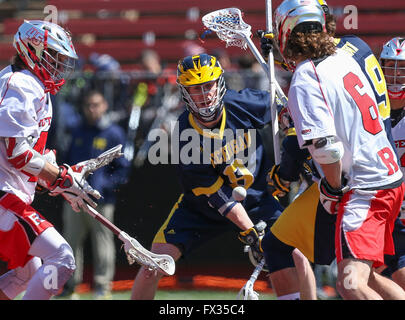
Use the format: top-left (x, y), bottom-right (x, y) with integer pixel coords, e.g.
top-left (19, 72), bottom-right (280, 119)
top-left (274, 0), bottom-right (326, 58)
top-left (380, 37), bottom-right (405, 100)
top-left (13, 20), bottom-right (78, 94)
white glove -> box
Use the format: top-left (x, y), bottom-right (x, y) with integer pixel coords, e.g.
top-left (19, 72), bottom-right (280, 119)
top-left (48, 164), bottom-right (101, 212)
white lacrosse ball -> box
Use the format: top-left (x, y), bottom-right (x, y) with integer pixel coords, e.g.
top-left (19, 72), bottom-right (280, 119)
top-left (233, 186), bottom-right (247, 202)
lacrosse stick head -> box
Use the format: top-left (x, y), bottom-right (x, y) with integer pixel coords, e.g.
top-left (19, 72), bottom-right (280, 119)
top-left (119, 232), bottom-right (175, 276)
top-left (202, 8), bottom-right (252, 50)
top-left (72, 144), bottom-right (123, 178)
top-left (237, 281), bottom-right (260, 300)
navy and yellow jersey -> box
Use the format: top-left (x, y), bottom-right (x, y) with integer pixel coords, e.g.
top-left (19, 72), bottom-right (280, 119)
top-left (175, 88), bottom-right (274, 220)
top-left (336, 35), bottom-right (396, 152)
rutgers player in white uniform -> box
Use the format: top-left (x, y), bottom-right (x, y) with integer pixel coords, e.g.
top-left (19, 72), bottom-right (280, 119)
top-left (0, 20), bottom-right (101, 300)
top-left (379, 37), bottom-right (405, 289)
top-left (274, 0), bottom-right (404, 299)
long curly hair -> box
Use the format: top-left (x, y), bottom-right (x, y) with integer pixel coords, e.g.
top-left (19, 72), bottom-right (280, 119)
top-left (284, 30), bottom-right (336, 61)
top-left (325, 14), bottom-right (337, 36)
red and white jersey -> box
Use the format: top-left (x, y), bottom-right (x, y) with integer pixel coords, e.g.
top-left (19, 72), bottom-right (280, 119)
top-left (392, 115), bottom-right (405, 177)
top-left (0, 65), bottom-right (52, 204)
top-left (392, 112), bottom-right (405, 219)
top-left (288, 48), bottom-right (403, 190)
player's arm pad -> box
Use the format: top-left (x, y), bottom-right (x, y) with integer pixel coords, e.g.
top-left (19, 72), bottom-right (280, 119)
top-left (5, 137), bottom-right (45, 176)
top-left (208, 186), bottom-right (238, 217)
top-left (307, 136), bottom-right (344, 164)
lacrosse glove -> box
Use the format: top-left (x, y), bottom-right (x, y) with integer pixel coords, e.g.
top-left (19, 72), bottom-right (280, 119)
top-left (239, 220), bottom-right (267, 258)
top-left (48, 164), bottom-right (101, 212)
top-left (257, 30), bottom-right (274, 60)
top-left (318, 177), bottom-right (349, 215)
top-left (267, 164), bottom-right (290, 198)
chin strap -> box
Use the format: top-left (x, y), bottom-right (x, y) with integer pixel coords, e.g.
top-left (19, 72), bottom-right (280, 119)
top-left (32, 63), bottom-right (65, 95)
top-left (388, 89), bottom-right (405, 100)
top-left (43, 78), bottom-right (65, 95)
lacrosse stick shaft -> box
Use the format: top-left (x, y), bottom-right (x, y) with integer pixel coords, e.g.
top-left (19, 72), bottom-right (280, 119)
top-left (245, 35), bottom-right (281, 164)
top-left (84, 204), bottom-right (122, 236)
top-left (249, 258), bottom-right (266, 282)
top-left (242, 36), bottom-right (287, 105)
top-left (265, 0), bottom-right (276, 107)
top-left (265, 0), bottom-right (280, 165)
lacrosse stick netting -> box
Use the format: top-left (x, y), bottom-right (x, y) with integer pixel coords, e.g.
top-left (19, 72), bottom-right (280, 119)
top-left (237, 258), bottom-right (266, 300)
top-left (202, 7), bottom-right (288, 107)
top-left (85, 204), bottom-right (175, 276)
top-left (202, 8), bottom-right (252, 49)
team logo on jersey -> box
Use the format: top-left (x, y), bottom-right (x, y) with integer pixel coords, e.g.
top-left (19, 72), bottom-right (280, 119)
top-left (301, 129), bottom-right (312, 135)
top-left (28, 212), bottom-right (45, 226)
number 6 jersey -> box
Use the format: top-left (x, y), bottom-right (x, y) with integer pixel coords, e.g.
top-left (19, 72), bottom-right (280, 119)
top-left (0, 65), bottom-right (52, 204)
top-left (288, 48), bottom-right (403, 189)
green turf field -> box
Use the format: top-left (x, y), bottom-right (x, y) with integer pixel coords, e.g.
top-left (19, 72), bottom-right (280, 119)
top-left (50, 289), bottom-right (277, 300)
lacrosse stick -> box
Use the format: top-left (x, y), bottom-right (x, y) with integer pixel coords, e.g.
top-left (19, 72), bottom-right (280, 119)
top-left (50, 144), bottom-right (175, 275)
top-left (73, 145), bottom-right (175, 275)
top-left (84, 204), bottom-right (175, 276)
top-left (237, 258), bottom-right (266, 300)
top-left (265, 0), bottom-right (280, 165)
top-left (71, 144), bottom-right (124, 178)
top-left (202, 7), bottom-right (286, 164)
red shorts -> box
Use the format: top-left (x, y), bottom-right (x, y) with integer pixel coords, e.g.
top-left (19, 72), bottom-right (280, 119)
top-left (0, 192), bottom-right (53, 269)
top-left (335, 183), bottom-right (405, 268)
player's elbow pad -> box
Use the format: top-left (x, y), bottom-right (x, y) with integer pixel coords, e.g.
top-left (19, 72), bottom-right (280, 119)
top-left (307, 136), bottom-right (344, 164)
top-left (5, 137), bottom-right (45, 176)
top-left (208, 188), bottom-right (237, 217)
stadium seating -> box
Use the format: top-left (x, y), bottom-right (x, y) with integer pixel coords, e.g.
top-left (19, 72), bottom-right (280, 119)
top-left (47, 0), bottom-right (280, 14)
top-left (0, 0), bottom-right (404, 69)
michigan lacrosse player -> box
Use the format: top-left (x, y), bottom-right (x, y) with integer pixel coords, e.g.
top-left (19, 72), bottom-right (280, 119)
top-left (267, 0), bottom-right (404, 300)
top-left (0, 20), bottom-right (101, 300)
top-left (131, 53), bottom-right (303, 300)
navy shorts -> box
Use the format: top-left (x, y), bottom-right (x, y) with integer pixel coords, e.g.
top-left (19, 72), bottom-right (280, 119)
top-left (383, 218), bottom-right (405, 277)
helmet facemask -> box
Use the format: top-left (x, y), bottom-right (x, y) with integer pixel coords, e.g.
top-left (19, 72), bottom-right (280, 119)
top-left (381, 60), bottom-right (405, 100)
top-left (180, 75), bottom-right (226, 123)
top-left (41, 48), bottom-right (75, 85)
top-left (380, 37), bottom-right (405, 100)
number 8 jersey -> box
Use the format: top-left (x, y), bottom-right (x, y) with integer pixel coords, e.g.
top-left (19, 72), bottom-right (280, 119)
top-left (288, 48), bottom-right (403, 189)
top-left (0, 65), bottom-right (52, 204)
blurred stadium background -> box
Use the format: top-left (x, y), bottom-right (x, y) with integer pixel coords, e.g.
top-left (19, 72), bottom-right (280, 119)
top-left (0, 0), bottom-right (404, 299)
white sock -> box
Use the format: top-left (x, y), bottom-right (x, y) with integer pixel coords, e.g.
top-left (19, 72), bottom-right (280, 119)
top-left (277, 292), bottom-right (300, 300)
